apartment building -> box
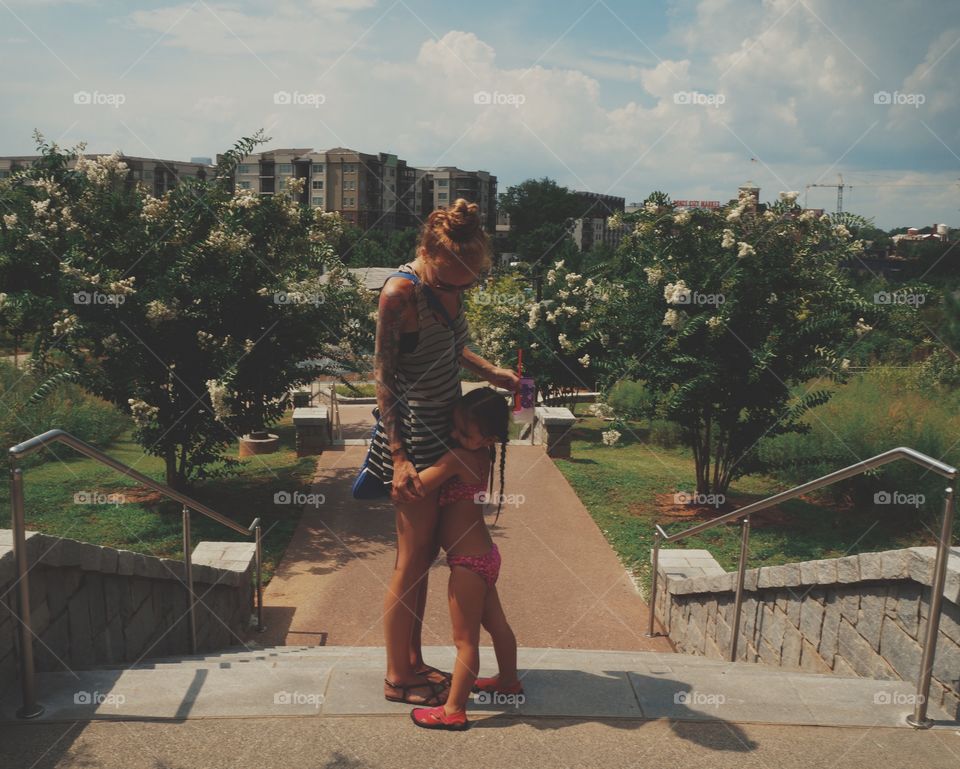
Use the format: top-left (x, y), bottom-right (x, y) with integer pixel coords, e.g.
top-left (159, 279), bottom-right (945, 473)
top-left (0, 154), bottom-right (212, 196)
top-left (228, 148), bottom-right (497, 234)
top-left (570, 190), bottom-right (626, 252)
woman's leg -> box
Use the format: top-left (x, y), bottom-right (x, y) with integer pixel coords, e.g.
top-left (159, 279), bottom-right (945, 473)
top-left (481, 586), bottom-right (519, 686)
top-left (445, 566), bottom-right (487, 715)
top-left (408, 535), bottom-right (440, 670)
top-left (384, 489), bottom-right (441, 698)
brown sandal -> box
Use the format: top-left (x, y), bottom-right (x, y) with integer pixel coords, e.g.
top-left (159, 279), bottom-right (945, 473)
top-left (415, 664), bottom-right (453, 686)
top-left (384, 677), bottom-right (449, 706)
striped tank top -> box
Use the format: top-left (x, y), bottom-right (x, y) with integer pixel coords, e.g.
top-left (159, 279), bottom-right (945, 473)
top-left (366, 262), bottom-right (470, 488)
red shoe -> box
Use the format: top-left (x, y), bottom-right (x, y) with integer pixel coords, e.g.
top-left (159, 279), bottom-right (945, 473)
top-left (471, 675), bottom-right (524, 696)
top-left (410, 705), bottom-right (469, 731)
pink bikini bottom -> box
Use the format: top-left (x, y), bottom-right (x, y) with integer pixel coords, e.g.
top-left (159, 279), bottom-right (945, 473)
top-left (447, 543), bottom-right (501, 588)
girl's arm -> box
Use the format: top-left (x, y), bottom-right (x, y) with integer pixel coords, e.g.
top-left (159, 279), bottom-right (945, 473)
top-left (417, 448), bottom-right (477, 495)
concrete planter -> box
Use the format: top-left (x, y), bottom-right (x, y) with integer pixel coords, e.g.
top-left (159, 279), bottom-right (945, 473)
top-left (238, 432), bottom-right (280, 457)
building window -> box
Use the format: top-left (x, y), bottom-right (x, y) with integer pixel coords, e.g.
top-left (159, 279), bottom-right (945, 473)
top-left (312, 180), bottom-right (324, 190)
top-left (438, 192), bottom-right (448, 200)
top-left (238, 164), bottom-right (251, 174)
top-left (345, 180), bottom-right (356, 191)
top-left (388, 167), bottom-right (395, 177)
top-left (312, 196), bottom-right (324, 206)
top-left (278, 163), bottom-right (293, 174)
top-left (437, 179), bottom-right (448, 187)
top-left (238, 180), bottom-right (251, 189)
top-left (344, 163), bottom-right (357, 173)
top-left (143, 169), bottom-right (154, 180)
top-left (311, 163), bottom-right (324, 173)
top-left (344, 196), bottom-right (355, 206)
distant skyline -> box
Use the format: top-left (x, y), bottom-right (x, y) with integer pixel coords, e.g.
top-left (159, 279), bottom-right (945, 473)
top-left (1, 0), bottom-right (958, 229)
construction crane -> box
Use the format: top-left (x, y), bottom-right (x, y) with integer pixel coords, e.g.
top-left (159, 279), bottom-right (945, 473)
top-left (805, 173), bottom-right (850, 213)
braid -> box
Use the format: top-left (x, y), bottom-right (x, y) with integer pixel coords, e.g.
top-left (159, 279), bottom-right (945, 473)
top-left (494, 440), bottom-right (507, 524)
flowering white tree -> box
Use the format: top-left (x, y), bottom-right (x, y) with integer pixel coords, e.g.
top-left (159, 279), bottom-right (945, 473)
top-left (607, 190), bottom-right (870, 494)
top-left (2, 133), bottom-right (371, 488)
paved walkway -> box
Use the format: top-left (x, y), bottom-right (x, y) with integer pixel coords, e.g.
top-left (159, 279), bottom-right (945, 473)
top-left (260, 426), bottom-right (670, 652)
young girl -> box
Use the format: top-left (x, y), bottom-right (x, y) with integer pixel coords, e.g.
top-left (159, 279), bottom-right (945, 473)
top-left (408, 387), bottom-right (524, 731)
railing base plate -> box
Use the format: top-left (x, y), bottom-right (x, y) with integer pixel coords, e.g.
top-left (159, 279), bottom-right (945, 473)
top-left (905, 714), bottom-right (934, 730)
top-left (16, 704), bottom-right (45, 719)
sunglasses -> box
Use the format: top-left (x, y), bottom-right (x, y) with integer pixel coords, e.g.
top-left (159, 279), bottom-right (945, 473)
top-left (424, 269), bottom-right (481, 292)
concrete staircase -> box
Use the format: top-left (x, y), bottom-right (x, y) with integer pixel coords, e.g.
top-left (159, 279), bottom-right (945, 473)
top-left (2, 645), bottom-right (956, 729)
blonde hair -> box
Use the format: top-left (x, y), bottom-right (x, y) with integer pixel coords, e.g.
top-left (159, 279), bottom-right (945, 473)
top-left (418, 197), bottom-right (492, 273)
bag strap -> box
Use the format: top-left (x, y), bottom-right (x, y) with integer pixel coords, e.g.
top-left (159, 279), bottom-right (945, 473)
top-left (384, 270), bottom-right (454, 327)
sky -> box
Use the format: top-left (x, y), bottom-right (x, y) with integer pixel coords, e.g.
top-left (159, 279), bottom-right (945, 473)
top-left (1, 0), bottom-right (958, 229)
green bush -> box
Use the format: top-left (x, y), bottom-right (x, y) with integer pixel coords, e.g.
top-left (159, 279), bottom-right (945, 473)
top-left (606, 379), bottom-right (654, 421)
top-left (0, 361), bottom-right (129, 458)
top-left (756, 368), bottom-right (960, 519)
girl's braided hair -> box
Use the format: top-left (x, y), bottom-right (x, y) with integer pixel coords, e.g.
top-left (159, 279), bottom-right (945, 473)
top-left (457, 386), bottom-right (510, 523)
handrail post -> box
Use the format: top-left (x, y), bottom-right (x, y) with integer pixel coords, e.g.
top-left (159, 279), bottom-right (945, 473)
top-left (729, 515), bottom-right (751, 662)
top-left (907, 486), bottom-right (955, 729)
top-left (647, 529), bottom-right (662, 637)
top-left (10, 465), bottom-right (43, 719)
top-left (254, 523), bottom-right (265, 632)
top-left (182, 505), bottom-right (197, 654)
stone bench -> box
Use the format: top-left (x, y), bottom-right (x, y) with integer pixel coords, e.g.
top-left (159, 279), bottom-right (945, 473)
top-left (293, 406), bottom-right (331, 456)
top-left (532, 406), bottom-right (577, 458)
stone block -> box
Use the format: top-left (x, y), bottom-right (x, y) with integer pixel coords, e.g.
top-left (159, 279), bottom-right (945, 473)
top-left (858, 551), bottom-right (883, 580)
top-left (800, 597), bottom-right (825, 642)
top-left (933, 635), bottom-right (960, 690)
top-left (837, 618), bottom-right (882, 678)
top-left (759, 565), bottom-right (800, 589)
top-left (78, 544), bottom-right (103, 572)
top-left (839, 592), bottom-right (860, 622)
top-left (895, 582), bottom-right (922, 638)
top-left (857, 587), bottom-right (886, 651)
top-left (784, 593), bottom-right (802, 628)
top-left (759, 605), bottom-right (785, 659)
top-left (781, 623), bottom-right (803, 668)
top-left (879, 617), bottom-right (922, 683)
top-left (836, 556), bottom-right (860, 583)
top-left (117, 550), bottom-right (136, 576)
top-left (799, 637), bottom-right (832, 673)
top-left (880, 550), bottom-right (910, 580)
top-left (799, 560), bottom-right (818, 585)
top-left (99, 547), bottom-right (119, 574)
top-left (815, 559), bottom-right (839, 584)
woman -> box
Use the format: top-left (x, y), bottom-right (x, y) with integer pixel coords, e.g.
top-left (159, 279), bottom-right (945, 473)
top-left (367, 198), bottom-right (519, 705)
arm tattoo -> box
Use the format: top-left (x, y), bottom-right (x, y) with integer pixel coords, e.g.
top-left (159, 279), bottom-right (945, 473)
top-left (374, 284), bottom-right (409, 456)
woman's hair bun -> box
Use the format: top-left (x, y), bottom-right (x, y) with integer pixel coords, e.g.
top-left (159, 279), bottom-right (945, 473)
top-left (439, 198), bottom-right (481, 242)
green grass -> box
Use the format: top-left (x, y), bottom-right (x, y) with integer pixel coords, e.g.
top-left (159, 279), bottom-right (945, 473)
top-left (0, 410), bottom-right (316, 582)
top-left (335, 383), bottom-right (377, 398)
top-left (555, 413), bottom-right (948, 599)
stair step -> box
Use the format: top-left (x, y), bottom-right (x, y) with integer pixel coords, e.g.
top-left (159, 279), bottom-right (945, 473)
top-left (2, 647), bottom-right (953, 728)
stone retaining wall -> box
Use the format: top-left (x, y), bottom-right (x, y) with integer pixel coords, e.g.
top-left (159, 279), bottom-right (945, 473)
top-left (653, 546), bottom-right (960, 718)
top-left (0, 530), bottom-right (256, 689)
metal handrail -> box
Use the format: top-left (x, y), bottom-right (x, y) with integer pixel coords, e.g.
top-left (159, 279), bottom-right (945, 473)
top-left (646, 446), bottom-right (956, 730)
top-left (8, 429), bottom-right (266, 720)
